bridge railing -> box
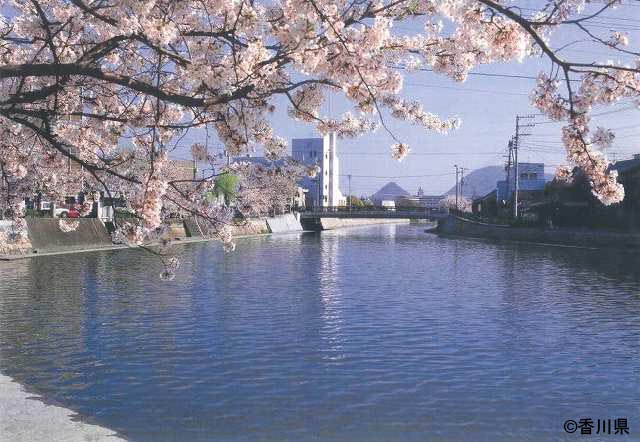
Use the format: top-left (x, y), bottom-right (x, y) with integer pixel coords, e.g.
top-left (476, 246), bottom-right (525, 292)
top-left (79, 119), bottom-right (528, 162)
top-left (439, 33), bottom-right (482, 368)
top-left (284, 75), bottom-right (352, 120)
top-left (301, 206), bottom-right (447, 216)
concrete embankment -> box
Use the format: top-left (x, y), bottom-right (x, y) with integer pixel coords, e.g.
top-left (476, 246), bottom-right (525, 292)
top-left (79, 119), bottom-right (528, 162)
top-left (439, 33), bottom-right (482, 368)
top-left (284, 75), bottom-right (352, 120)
top-left (185, 213), bottom-right (302, 237)
top-left (301, 217), bottom-right (410, 231)
top-left (0, 374), bottom-right (125, 442)
top-left (26, 218), bottom-right (113, 253)
top-left (0, 214), bottom-right (303, 261)
top-left (436, 215), bottom-right (640, 249)
top-left (266, 213), bottom-right (303, 233)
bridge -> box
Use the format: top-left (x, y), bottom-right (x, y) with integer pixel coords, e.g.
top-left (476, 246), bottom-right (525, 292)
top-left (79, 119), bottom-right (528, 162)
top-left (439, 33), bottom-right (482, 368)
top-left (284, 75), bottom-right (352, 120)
top-left (300, 206), bottom-right (448, 220)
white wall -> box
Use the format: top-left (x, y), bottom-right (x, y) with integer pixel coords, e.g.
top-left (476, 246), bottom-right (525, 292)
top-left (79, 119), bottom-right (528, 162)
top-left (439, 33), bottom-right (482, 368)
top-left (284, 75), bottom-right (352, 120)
top-left (293, 134), bottom-right (345, 207)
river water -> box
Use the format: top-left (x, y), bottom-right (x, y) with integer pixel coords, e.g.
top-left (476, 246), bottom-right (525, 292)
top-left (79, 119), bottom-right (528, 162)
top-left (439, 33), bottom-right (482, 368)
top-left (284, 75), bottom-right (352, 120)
top-left (0, 224), bottom-right (639, 441)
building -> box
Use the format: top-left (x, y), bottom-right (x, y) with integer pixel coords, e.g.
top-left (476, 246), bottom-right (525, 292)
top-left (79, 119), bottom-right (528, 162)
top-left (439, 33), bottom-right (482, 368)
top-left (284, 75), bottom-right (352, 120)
top-left (169, 158), bottom-right (199, 181)
top-left (292, 134), bottom-right (346, 207)
top-left (496, 162), bottom-right (546, 202)
top-left (397, 187), bottom-right (445, 209)
top-left (420, 195), bottom-right (446, 209)
top-left (472, 190), bottom-right (498, 215)
top-left (610, 154), bottom-right (640, 180)
top-left (609, 154), bottom-right (640, 228)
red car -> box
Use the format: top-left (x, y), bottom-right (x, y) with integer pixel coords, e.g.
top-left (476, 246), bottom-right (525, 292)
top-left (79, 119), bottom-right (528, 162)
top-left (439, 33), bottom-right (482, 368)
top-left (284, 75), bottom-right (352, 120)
top-left (57, 207), bottom-right (80, 218)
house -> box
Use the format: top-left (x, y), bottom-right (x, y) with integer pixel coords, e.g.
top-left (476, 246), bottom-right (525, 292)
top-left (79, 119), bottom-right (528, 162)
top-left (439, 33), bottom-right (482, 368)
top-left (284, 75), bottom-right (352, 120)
top-left (531, 154), bottom-right (640, 229)
top-left (610, 154), bottom-right (640, 228)
top-left (397, 187), bottom-right (445, 209)
top-left (418, 194), bottom-right (446, 209)
top-left (496, 162), bottom-right (546, 203)
top-left (472, 189), bottom-right (498, 216)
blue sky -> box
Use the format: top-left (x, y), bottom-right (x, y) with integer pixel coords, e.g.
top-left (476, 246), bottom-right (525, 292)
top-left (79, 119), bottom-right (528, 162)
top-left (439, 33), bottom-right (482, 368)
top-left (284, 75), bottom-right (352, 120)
top-left (172, 1), bottom-right (640, 197)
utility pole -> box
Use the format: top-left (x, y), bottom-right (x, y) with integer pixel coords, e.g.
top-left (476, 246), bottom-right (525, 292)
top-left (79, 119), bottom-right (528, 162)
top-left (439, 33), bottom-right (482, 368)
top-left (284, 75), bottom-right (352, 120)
top-left (513, 115), bottom-right (535, 218)
top-left (454, 165), bottom-right (460, 210)
top-left (460, 167), bottom-right (466, 204)
top-left (505, 138), bottom-right (513, 205)
top-left (513, 127), bottom-right (519, 218)
top-left (348, 174), bottom-right (352, 209)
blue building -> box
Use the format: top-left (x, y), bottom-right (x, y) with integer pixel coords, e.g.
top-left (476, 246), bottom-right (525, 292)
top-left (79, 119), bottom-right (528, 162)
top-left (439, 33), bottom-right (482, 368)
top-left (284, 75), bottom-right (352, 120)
top-left (496, 162), bottom-right (546, 203)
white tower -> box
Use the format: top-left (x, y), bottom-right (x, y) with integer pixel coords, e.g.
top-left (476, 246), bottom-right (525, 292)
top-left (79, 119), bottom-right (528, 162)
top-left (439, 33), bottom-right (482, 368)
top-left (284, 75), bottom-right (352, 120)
top-left (292, 133), bottom-right (345, 207)
top-left (322, 132), bottom-right (345, 207)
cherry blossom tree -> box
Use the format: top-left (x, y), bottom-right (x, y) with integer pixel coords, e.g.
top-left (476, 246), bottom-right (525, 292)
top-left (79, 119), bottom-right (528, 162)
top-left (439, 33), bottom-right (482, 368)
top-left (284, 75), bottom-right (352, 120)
top-left (440, 194), bottom-right (472, 213)
top-left (0, 0), bottom-right (639, 265)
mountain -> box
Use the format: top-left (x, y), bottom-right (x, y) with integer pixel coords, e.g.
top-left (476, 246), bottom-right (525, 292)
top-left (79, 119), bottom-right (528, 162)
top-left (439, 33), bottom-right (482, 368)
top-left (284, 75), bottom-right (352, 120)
top-left (371, 181), bottom-right (410, 202)
top-left (444, 166), bottom-right (555, 199)
top-left (445, 166), bottom-right (506, 199)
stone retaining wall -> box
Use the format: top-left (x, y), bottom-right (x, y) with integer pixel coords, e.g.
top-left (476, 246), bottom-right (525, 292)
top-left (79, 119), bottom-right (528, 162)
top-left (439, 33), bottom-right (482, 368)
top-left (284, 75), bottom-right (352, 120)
top-left (232, 218), bottom-right (270, 236)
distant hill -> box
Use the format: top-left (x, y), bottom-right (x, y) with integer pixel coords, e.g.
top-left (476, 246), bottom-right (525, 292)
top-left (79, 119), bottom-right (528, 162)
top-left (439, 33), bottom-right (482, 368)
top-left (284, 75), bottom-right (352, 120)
top-left (371, 181), bottom-right (410, 202)
top-left (445, 166), bottom-right (506, 199)
top-left (445, 166), bottom-right (554, 199)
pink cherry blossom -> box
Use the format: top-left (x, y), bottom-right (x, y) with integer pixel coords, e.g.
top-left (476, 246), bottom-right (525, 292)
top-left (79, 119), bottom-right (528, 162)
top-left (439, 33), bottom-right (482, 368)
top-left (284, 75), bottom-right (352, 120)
top-left (391, 143), bottom-right (410, 162)
top-left (0, 0), bottom-right (638, 265)
top-left (58, 219), bottom-right (80, 233)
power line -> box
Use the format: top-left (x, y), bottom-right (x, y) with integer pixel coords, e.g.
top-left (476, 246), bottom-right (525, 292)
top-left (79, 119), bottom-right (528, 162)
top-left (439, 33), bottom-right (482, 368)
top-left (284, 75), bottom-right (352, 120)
top-left (404, 81), bottom-right (530, 96)
top-left (533, 103), bottom-right (638, 125)
top-left (340, 151), bottom-right (503, 156)
top-left (340, 172), bottom-right (457, 179)
top-left (393, 65), bottom-right (582, 82)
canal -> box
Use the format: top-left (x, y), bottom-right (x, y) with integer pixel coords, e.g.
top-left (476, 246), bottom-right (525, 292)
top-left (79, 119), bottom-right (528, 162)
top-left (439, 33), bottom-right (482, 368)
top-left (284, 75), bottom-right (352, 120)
top-left (0, 224), bottom-right (639, 441)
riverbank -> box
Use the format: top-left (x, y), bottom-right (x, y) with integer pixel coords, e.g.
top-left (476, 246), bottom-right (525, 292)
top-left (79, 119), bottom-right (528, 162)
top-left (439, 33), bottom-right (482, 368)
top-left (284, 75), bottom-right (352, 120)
top-left (0, 215), bottom-right (412, 261)
top-left (436, 215), bottom-right (640, 249)
top-left (0, 373), bottom-right (125, 442)
top-left (0, 231), bottom-right (280, 261)
top-left (0, 214), bottom-right (302, 261)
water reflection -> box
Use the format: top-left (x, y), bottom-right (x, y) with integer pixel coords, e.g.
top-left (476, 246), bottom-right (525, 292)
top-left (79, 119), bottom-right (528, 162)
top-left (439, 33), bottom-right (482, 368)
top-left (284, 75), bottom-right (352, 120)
top-left (0, 226), bottom-right (639, 442)
top-left (318, 234), bottom-right (344, 363)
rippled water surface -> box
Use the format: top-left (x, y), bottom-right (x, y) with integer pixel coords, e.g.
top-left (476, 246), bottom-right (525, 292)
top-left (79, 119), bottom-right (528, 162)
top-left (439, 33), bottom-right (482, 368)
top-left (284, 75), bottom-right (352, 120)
top-left (1, 225), bottom-right (640, 441)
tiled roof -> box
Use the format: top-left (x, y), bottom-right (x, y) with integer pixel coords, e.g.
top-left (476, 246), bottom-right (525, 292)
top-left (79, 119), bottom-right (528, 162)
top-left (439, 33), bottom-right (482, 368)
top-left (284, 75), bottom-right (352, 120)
top-left (610, 156), bottom-right (640, 174)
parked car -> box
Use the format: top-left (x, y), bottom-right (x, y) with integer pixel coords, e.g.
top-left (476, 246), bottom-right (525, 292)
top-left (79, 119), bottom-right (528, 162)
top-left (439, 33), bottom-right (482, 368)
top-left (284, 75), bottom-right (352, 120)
top-left (381, 200), bottom-right (396, 211)
top-left (55, 207), bottom-right (80, 218)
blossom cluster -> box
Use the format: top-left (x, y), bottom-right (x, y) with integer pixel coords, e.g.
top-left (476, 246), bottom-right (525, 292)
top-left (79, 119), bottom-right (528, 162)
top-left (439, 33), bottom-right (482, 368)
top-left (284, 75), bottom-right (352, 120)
top-left (531, 65), bottom-right (639, 205)
top-left (439, 194), bottom-right (472, 213)
top-left (0, 0), bottom-right (638, 262)
top-left (391, 143), bottom-right (410, 162)
top-left (58, 219), bottom-right (80, 233)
